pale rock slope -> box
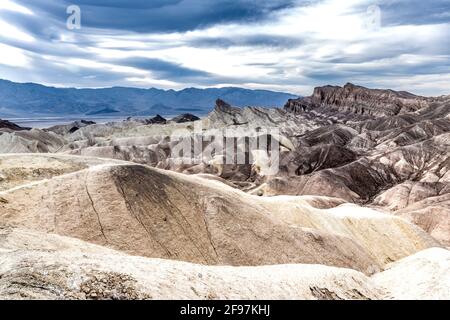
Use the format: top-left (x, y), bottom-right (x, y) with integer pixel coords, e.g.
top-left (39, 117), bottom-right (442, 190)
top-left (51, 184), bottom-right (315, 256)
top-left (372, 247), bottom-right (450, 299)
top-left (0, 154), bottom-right (439, 274)
top-left (0, 129), bottom-right (65, 153)
top-left (0, 227), bottom-right (383, 300)
top-left (0, 227), bottom-right (448, 300)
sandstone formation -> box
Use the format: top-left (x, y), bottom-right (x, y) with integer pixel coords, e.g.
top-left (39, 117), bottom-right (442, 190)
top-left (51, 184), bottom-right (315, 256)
top-left (0, 83), bottom-right (448, 300)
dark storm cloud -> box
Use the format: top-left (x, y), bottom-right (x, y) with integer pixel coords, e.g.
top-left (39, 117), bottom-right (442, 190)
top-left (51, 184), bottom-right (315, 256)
top-left (114, 57), bottom-right (213, 80)
top-left (303, 57), bottom-right (450, 81)
top-left (189, 34), bottom-right (303, 49)
top-left (377, 0), bottom-right (450, 26)
top-left (13, 0), bottom-right (299, 33)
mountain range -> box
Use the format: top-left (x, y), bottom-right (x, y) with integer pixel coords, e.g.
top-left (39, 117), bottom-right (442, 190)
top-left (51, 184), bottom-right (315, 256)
top-left (0, 79), bottom-right (297, 117)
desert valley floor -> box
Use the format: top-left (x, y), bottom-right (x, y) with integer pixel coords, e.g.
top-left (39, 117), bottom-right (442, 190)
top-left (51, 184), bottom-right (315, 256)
top-left (0, 83), bottom-right (449, 300)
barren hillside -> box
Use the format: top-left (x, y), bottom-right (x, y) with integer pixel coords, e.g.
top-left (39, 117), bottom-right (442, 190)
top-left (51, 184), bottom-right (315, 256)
top-left (0, 83), bottom-right (448, 300)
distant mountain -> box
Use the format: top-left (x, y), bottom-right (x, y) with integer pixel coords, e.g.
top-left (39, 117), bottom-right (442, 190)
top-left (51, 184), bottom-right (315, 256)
top-left (0, 79), bottom-right (298, 117)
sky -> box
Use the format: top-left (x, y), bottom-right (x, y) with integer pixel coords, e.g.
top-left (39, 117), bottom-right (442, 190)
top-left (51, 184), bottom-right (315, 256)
top-left (0, 0), bottom-right (449, 96)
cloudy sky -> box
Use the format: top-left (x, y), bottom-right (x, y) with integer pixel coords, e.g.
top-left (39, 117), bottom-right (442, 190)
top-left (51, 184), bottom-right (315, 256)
top-left (0, 0), bottom-right (449, 96)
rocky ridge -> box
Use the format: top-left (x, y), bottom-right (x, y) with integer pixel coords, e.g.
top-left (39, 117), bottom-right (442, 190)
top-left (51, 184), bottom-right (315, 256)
top-left (0, 119), bottom-right (29, 132)
top-left (285, 83), bottom-right (431, 117)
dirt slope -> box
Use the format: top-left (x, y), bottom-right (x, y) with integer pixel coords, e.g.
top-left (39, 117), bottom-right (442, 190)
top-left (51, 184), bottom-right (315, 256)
top-left (0, 227), bottom-right (447, 300)
top-left (0, 154), bottom-right (439, 273)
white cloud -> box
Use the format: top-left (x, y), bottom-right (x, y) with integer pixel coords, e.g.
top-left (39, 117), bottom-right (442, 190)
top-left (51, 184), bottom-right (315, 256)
top-left (0, 0), bottom-right (449, 96)
top-left (0, 0), bottom-right (33, 15)
top-left (125, 77), bottom-right (181, 88)
top-left (0, 20), bottom-right (35, 42)
top-left (65, 58), bottom-right (149, 76)
top-left (0, 43), bottom-right (30, 67)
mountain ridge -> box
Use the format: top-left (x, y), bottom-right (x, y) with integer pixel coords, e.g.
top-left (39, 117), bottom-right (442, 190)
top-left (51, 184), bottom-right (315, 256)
top-left (0, 79), bottom-right (298, 117)
top-left (284, 82), bottom-right (431, 117)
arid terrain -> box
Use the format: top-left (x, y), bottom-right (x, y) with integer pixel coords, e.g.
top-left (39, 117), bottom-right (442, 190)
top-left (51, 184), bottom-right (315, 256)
top-left (0, 83), bottom-right (449, 300)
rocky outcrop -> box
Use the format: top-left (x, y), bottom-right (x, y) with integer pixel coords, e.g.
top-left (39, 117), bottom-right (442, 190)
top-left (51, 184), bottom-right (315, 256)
top-left (205, 98), bottom-right (322, 133)
top-left (285, 83), bottom-right (431, 117)
top-left (46, 120), bottom-right (96, 135)
top-left (171, 113), bottom-right (200, 123)
top-left (0, 119), bottom-right (29, 131)
top-left (145, 114), bottom-right (167, 124)
top-left (0, 128), bottom-right (66, 153)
